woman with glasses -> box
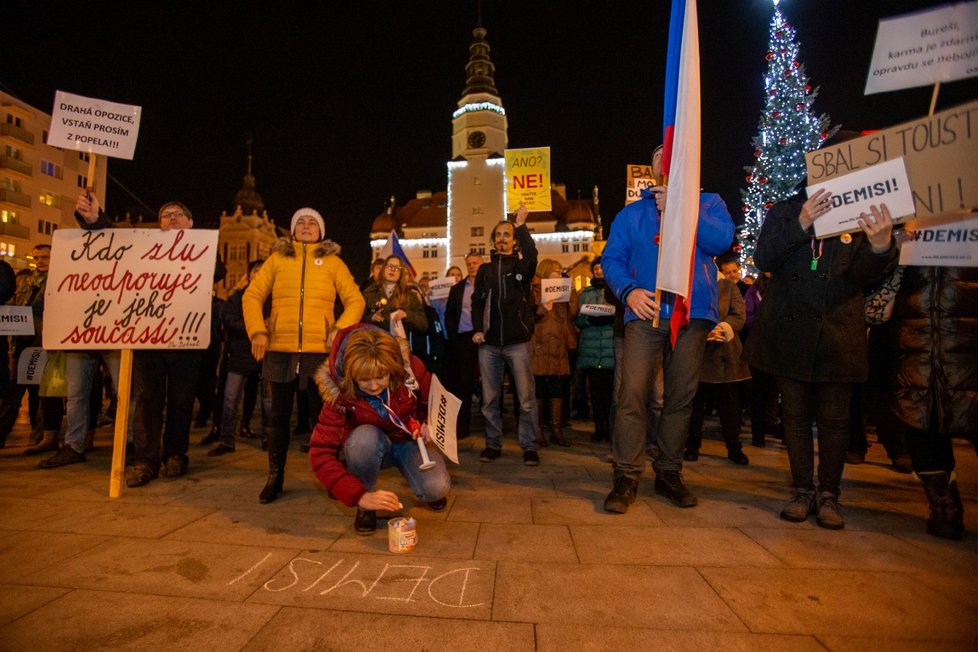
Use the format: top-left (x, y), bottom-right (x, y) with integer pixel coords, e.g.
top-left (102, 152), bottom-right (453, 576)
top-left (362, 255), bottom-right (427, 334)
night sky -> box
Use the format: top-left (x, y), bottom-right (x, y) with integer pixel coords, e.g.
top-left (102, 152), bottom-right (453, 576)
top-left (5, 1), bottom-right (976, 278)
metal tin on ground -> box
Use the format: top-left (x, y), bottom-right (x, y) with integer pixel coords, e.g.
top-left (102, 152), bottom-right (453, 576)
top-left (388, 516), bottom-right (417, 553)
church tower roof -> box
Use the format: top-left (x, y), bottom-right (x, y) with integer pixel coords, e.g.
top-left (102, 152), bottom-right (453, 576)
top-left (233, 136), bottom-right (265, 215)
top-left (462, 23), bottom-right (498, 97)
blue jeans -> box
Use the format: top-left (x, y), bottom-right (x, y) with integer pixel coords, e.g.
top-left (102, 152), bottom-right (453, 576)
top-left (612, 335), bottom-right (663, 447)
top-left (218, 371), bottom-right (247, 448)
top-left (612, 319), bottom-right (710, 478)
top-left (478, 341), bottom-right (538, 452)
top-left (65, 351), bottom-right (120, 454)
top-left (344, 425), bottom-right (451, 503)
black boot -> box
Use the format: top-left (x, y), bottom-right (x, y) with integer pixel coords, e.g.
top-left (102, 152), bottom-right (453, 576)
top-left (919, 471), bottom-right (964, 540)
top-left (259, 427), bottom-right (289, 504)
top-left (654, 469), bottom-right (698, 508)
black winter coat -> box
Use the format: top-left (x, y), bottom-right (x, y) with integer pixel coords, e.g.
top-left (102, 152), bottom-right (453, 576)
top-left (471, 224), bottom-right (538, 347)
top-left (868, 266), bottom-right (978, 440)
top-left (745, 193), bottom-right (898, 383)
top-left (222, 289), bottom-right (260, 374)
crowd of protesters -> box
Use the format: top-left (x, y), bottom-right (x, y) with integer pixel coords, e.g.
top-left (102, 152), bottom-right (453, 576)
top-left (1, 172), bottom-right (973, 542)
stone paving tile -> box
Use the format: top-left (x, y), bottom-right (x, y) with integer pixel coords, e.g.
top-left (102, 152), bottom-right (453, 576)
top-left (164, 509), bottom-right (351, 550)
top-left (701, 567), bottom-right (978, 642)
top-left (247, 551), bottom-right (494, 620)
top-left (0, 584), bottom-right (69, 628)
top-left (571, 525), bottom-right (785, 567)
top-left (816, 635), bottom-right (978, 651)
top-left (741, 527), bottom-right (962, 573)
top-left (532, 496), bottom-right (665, 526)
top-left (15, 538), bottom-right (299, 601)
top-left (449, 493), bottom-right (535, 524)
top-left (644, 492), bottom-right (791, 529)
top-left (536, 624), bottom-right (828, 651)
top-left (329, 517), bottom-right (480, 559)
top-left (243, 607), bottom-right (534, 651)
top-left (175, 478), bottom-right (340, 515)
top-left (0, 589), bottom-right (279, 651)
top-left (493, 562), bottom-right (746, 630)
top-left (5, 499), bottom-right (215, 538)
top-left (0, 530), bottom-right (109, 583)
top-left (475, 523), bottom-right (577, 562)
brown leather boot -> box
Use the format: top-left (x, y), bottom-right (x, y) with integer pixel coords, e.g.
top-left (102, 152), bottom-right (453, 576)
top-left (536, 401), bottom-right (548, 447)
top-left (24, 430), bottom-right (59, 456)
top-left (550, 398), bottom-right (570, 447)
top-left (84, 430), bottom-right (96, 452)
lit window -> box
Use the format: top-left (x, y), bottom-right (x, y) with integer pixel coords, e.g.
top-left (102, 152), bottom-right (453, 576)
top-left (39, 192), bottom-right (61, 208)
top-left (41, 160), bottom-right (63, 179)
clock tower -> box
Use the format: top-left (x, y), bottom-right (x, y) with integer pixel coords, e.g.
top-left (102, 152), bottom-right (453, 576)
top-left (447, 22), bottom-right (508, 267)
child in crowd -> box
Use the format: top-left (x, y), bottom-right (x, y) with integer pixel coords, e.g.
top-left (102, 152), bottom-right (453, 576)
top-left (308, 324), bottom-right (451, 535)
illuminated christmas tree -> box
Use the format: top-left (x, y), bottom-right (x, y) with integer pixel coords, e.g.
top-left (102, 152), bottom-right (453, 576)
top-left (739, 0), bottom-right (837, 275)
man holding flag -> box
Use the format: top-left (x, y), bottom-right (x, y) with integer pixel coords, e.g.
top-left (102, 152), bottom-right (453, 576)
top-left (601, 0), bottom-right (734, 512)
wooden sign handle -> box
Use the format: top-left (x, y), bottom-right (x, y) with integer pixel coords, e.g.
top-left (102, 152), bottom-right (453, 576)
top-left (108, 349), bottom-right (132, 498)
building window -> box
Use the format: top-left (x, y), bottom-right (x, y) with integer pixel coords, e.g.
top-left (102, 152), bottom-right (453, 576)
top-left (41, 160), bottom-right (63, 179)
top-left (1, 178), bottom-right (22, 192)
top-left (4, 145), bottom-right (22, 160)
top-left (473, 245), bottom-right (486, 256)
top-left (0, 242), bottom-right (15, 257)
top-left (573, 244), bottom-right (581, 253)
top-left (42, 130), bottom-right (48, 142)
top-left (470, 226), bottom-right (484, 237)
top-left (37, 219), bottom-right (57, 235)
top-left (6, 114), bottom-right (22, 128)
top-left (1, 210), bottom-right (17, 223)
top-left (229, 243), bottom-right (246, 261)
top-left (76, 174), bottom-right (89, 188)
top-left (561, 244), bottom-right (569, 253)
top-left (79, 152), bottom-right (90, 162)
top-left (39, 192), bottom-right (61, 208)
top-left (422, 246), bottom-right (439, 259)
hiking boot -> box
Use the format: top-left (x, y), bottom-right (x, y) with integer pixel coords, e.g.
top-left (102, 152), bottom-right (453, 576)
top-left (603, 476), bottom-right (639, 514)
top-left (479, 447), bottom-right (501, 462)
top-left (126, 462), bottom-right (158, 488)
top-left (428, 497), bottom-right (449, 512)
top-left (815, 491), bottom-right (845, 530)
top-left (523, 450), bottom-right (540, 466)
top-left (162, 456), bottom-right (188, 478)
top-left (354, 509), bottom-right (377, 535)
top-left (780, 489), bottom-right (816, 522)
top-left (727, 449), bottom-right (750, 466)
top-left (38, 446), bottom-right (86, 469)
top-left (654, 470), bottom-right (698, 508)
top-left (199, 429), bottom-right (219, 446)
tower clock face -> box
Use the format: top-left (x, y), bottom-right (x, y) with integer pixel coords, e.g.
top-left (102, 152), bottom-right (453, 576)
top-left (467, 131), bottom-right (487, 149)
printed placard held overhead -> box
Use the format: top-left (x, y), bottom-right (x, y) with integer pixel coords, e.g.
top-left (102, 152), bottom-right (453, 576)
top-left (46, 90), bottom-right (142, 159)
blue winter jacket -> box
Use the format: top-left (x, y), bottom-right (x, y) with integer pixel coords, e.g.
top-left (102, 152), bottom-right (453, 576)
top-left (602, 188), bottom-right (734, 325)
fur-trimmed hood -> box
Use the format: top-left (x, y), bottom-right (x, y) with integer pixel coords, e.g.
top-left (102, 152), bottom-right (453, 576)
top-left (271, 237), bottom-right (341, 258)
top-left (313, 323), bottom-right (380, 408)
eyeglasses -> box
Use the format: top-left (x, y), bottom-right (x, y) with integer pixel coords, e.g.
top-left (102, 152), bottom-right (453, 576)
top-left (385, 264), bottom-right (402, 271)
top-left (161, 210), bottom-right (187, 219)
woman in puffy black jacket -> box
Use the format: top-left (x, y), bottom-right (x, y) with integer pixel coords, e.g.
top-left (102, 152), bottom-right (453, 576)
top-left (867, 264), bottom-right (978, 540)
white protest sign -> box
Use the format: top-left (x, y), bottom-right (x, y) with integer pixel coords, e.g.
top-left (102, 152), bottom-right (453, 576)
top-left (46, 91), bottom-right (142, 160)
top-left (899, 212), bottom-right (978, 267)
top-left (540, 277), bottom-right (572, 303)
top-left (427, 373), bottom-right (461, 464)
top-left (580, 303), bottom-right (615, 318)
top-left (0, 306), bottom-right (35, 335)
top-left (16, 348), bottom-right (47, 385)
top-left (428, 277), bottom-right (455, 301)
top-left (865, 2), bottom-right (978, 95)
top-left (810, 157), bottom-right (915, 238)
top-left (43, 229), bottom-right (218, 350)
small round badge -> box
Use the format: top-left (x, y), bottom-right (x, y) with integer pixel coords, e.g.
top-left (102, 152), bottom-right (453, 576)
top-left (315, 258), bottom-right (324, 265)
top-left (840, 233), bottom-right (852, 244)
top-left (515, 273), bottom-right (523, 281)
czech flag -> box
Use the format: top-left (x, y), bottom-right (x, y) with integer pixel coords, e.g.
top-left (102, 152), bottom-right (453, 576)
top-left (657, 0), bottom-right (701, 347)
top-left (379, 229), bottom-right (416, 276)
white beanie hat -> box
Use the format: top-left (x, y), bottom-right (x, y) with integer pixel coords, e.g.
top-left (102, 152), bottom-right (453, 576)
top-left (291, 208), bottom-right (325, 241)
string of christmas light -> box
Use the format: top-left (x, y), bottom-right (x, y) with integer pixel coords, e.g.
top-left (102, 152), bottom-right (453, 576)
top-left (738, 0), bottom-right (837, 276)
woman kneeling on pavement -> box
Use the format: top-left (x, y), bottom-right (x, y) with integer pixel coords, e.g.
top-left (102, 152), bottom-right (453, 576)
top-left (308, 324), bottom-right (451, 535)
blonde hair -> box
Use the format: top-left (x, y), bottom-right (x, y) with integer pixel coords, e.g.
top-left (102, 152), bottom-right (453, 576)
top-left (338, 328), bottom-right (406, 400)
top-left (536, 258), bottom-right (562, 279)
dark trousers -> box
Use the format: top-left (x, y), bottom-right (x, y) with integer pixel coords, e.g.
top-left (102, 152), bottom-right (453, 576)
top-left (777, 377), bottom-right (852, 497)
top-left (269, 379), bottom-right (323, 448)
top-left (0, 383), bottom-right (40, 439)
top-left (584, 367), bottom-right (614, 437)
top-left (132, 350), bottom-right (203, 469)
top-left (450, 335), bottom-right (479, 439)
top-left (687, 381), bottom-right (744, 453)
top-left (748, 366), bottom-right (780, 441)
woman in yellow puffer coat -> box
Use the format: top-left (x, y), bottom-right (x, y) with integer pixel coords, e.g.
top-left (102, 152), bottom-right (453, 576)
top-left (243, 208), bottom-right (365, 504)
